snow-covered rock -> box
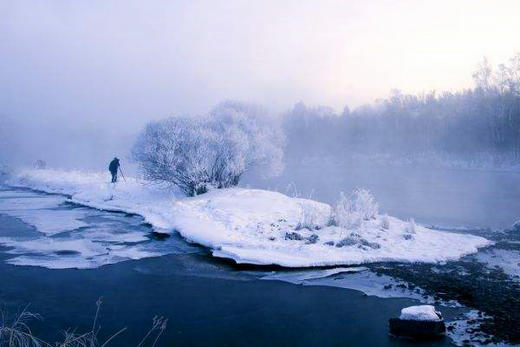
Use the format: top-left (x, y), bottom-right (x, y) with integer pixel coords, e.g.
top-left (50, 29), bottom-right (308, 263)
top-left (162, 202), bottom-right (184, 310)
top-left (400, 305), bottom-right (443, 321)
top-left (390, 305), bottom-right (446, 339)
top-left (6, 169), bottom-right (493, 268)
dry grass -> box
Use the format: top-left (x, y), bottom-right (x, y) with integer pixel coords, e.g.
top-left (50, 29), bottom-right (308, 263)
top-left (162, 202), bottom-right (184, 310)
top-left (0, 298), bottom-right (167, 347)
top-left (0, 306), bottom-right (44, 347)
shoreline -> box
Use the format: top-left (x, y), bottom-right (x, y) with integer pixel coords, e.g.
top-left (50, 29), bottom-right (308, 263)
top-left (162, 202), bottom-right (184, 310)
top-left (5, 169), bottom-right (492, 268)
top-left (1, 188), bottom-right (516, 345)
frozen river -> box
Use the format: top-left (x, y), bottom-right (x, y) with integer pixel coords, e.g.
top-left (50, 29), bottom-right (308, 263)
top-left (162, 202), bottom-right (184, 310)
top-left (1, 160), bottom-right (519, 345)
top-left (0, 185), bottom-right (459, 346)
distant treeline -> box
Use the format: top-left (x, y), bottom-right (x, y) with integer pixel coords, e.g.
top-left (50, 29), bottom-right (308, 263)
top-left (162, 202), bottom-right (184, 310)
top-left (283, 54), bottom-right (520, 163)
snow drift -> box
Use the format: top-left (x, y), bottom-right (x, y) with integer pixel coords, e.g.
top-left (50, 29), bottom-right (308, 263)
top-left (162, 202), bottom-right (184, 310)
top-left (7, 169), bottom-right (492, 267)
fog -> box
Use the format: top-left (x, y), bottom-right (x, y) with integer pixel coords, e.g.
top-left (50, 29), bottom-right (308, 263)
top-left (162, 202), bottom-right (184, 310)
top-left (3, 4), bottom-right (520, 343)
top-left (2, 0), bottom-right (520, 169)
top-left (1, 0), bottom-right (520, 228)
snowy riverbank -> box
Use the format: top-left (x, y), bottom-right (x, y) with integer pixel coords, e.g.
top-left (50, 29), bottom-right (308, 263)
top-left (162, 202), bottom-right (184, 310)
top-left (7, 169), bottom-right (492, 267)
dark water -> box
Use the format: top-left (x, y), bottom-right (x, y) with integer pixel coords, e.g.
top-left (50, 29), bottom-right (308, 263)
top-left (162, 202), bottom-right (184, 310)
top-left (0, 196), bottom-right (454, 346)
top-left (243, 160), bottom-right (520, 230)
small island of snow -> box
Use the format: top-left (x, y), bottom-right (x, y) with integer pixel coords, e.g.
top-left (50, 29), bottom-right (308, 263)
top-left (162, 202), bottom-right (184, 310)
top-left (7, 169), bottom-right (492, 268)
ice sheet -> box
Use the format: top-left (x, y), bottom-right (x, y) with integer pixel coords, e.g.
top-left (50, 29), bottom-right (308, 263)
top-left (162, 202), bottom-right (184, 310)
top-left (0, 195), bottom-right (68, 211)
top-left (0, 187), bottom-right (199, 269)
top-left (3, 209), bottom-right (89, 235)
top-left (262, 267), bottom-right (435, 302)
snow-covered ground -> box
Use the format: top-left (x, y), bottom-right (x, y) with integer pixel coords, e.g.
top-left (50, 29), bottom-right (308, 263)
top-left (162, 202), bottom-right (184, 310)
top-left (474, 248), bottom-right (520, 281)
top-left (6, 169), bottom-right (492, 267)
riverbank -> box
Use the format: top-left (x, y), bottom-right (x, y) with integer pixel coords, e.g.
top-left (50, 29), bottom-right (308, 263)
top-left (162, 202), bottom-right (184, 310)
top-left (0, 187), bottom-right (516, 345)
top-left (6, 169), bottom-right (491, 267)
top-left (0, 210), bottom-right (454, 346)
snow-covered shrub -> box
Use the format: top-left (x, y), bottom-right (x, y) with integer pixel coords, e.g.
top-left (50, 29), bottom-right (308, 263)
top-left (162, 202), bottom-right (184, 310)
top-left (334, 193), bottom-right (362, 229)
top-left (0, 164), bottom-right (12, 183)
top-left (285, 182), bottom-right (300, 198)
top-left (296, 202), bottom-right (320, 230)
top-left (406, 218), bottom-right (417, 234)
top-left (381, 214), bottom-right (390, 230)
top-left (334, 189), bottom-right (378, 228)
top-left (34, 160), bottom-right (46, 169)
top-left (132, 101), bottom-right (284, 196)
top-left (351, 188), bottom-right (378, 220)
top-left (403, 219), bottom-right (416, 240)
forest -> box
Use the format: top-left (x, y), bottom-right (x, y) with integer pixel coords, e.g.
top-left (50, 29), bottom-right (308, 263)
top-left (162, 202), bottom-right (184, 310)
top-left (283, 54), bottom-right (520, 166)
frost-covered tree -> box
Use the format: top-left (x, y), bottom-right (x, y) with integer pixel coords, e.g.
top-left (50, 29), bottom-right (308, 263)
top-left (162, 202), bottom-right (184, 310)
top-left (334, 188), bottom-right (378, 228)
top-left (472, 57), bottom-right (493, 92)
top-left (132, 102), bottom-right (284, 196)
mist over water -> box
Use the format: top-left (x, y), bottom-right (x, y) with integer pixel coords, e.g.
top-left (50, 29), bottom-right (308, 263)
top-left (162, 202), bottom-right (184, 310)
top-left (2, 2), bottom-right (520, 346)
top-left (2, 1), bottom-right (520, 166)
top-left (2, 0), bottom-right (520, 232)
top-left (1, 114), bottom-right (137, 169)
top-left (243, 159), bottom-right (520, 230)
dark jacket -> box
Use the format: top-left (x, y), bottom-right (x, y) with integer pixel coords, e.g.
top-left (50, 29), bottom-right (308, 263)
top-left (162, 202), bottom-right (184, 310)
top-left (109, 158), bottom-right (120, 173)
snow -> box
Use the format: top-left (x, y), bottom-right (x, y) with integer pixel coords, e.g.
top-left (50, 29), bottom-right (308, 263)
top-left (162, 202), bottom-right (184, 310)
top-left (474, 248), bottom-right (520, 281)
top-left (261, 267), bottom-right (368, 283)
top-left (0, 216), bottom-right (198, 269)
top-left (0, 237), bottom-right (107, 258)
top-left (0, 194), bottom-right (68, 210)
top-left (4, 244), bottom-right (163, 270)
top-left (445, 310), bottom-right (493, 346)
top-left (4, 209), bottom-right (89, 236)
top-left (6, 169), bottom-right (492, 268)
top-left (79, 228), bottom-right (149, 243)
top-left (399, 305), bottom-right (442, 321)
top-left (0, 189), bottom-right (90, 235)
top-left (262, 267), bottom-right (436, 302)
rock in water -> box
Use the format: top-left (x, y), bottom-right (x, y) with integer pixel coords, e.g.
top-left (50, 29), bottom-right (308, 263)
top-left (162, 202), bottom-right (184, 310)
top-left (389, 305), bottom-right (446, 339)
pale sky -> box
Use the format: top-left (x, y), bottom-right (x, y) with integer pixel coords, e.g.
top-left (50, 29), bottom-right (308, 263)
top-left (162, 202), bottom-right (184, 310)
top-left (2, 0), bottom-right (520, 125)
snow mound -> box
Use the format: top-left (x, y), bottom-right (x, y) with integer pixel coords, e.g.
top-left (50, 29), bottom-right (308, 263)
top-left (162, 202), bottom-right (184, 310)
top-left (400, 305), bottom-right (442, 321)
top-left (7, 169), bottom-right (492, 267)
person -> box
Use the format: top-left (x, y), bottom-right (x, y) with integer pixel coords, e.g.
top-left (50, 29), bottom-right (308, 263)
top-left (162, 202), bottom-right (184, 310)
top-left (108, 157), bottom-right (120, 183)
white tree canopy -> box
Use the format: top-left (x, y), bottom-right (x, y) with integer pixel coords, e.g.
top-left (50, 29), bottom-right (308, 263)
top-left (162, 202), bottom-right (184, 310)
top-left (132, 101), bottom-right (284, 195)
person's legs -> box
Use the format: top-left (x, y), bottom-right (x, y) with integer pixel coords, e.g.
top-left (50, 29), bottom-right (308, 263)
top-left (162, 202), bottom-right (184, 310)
top-left (111, 171), bottom-right (117, 183)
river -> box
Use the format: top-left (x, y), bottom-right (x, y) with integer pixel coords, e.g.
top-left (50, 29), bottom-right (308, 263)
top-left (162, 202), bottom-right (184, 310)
top-left (1, 161), bottom-right (519, 345)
